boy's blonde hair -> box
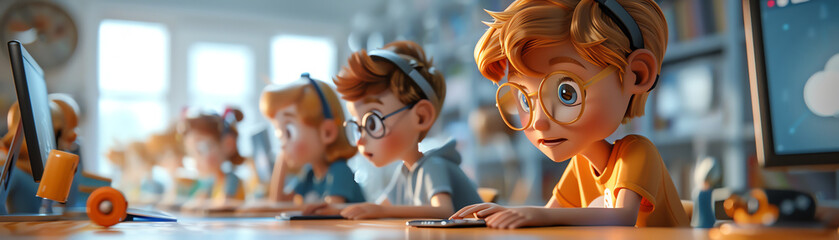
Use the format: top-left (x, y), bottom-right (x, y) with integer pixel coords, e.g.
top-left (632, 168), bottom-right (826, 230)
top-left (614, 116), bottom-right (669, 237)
top-left (259, 78), bottom-right (357, 162)
top-left (476, 0), bottom-right (668, 122)
top-left (333, 40), bottom-right (446, 141)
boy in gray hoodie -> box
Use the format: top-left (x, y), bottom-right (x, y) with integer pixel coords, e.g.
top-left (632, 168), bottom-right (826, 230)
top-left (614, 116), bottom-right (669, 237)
top-left (304, 40), bottom-right (482, 219)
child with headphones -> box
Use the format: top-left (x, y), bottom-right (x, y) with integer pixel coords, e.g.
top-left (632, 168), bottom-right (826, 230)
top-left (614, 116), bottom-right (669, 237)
top-left (304, 40), bottom-right (482, 219)
top-left (259, 73), bottom-right (365, 205)
top-left (449, 0), bottom-right (689, 228)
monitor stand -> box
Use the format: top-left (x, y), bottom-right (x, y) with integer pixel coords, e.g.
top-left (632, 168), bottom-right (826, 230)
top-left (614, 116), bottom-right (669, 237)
top-left (0, 122), bottom-right (63, 221)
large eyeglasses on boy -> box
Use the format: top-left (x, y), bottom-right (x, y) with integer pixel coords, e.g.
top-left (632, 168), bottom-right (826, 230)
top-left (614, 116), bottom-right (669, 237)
top-left (496, 65), bottom-right (617, 130)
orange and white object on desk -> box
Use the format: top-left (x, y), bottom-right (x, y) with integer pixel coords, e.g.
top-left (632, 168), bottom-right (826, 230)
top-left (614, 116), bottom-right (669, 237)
top-left (726, 189), bottom-right (780, 226)
top-left (35, 149), bottom-right (79, 202)
top-left (86, 187), bottom-right (127, 227)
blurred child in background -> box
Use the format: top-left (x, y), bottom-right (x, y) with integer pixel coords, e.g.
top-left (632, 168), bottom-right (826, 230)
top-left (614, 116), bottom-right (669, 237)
top-left (145, 126), bottom-right (188, 208)
top-left (260, 73), bottom-right (365, 205)
top-left (179, 108), bottom-right (246, 209)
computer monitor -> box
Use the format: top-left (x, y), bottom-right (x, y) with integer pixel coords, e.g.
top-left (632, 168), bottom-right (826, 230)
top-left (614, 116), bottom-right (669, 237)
top-left (251, 128), bottom-right (275, 183)
top-left (6, 40), bottom-right (54, 181)
top-left (744, 0), bottom-right (839, 168)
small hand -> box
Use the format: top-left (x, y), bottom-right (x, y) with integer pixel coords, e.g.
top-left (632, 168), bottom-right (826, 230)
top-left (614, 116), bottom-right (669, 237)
top-left (302, 203), bottom-right (340, 216)
top-left (449, 203), bottom-right (507, 219)
top-left (340, 203), bottom-right (384, 220)
top-left (484, 207), bottom-right (543, 229)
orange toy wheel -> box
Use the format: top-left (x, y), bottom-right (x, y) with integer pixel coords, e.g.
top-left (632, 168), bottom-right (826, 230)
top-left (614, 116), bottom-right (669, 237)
top-left (86, 187), bottom-right (127, 227)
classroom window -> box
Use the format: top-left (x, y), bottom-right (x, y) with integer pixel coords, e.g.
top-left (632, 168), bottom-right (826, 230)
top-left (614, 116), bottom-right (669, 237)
top-left (98, 20), bottom-right (169, 95)
top-left (97, 19), bottom-right (170, 174)
top-left (187, 42), bottom-right (254, 112)
top-left (270, 35), bottom-right (336, 85)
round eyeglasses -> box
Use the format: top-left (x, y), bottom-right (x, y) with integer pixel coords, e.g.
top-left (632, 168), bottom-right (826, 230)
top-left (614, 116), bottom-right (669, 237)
top-left (496, 65), bottom-right (617, 130)
top-left (343, 102), bottom-right (416, 146)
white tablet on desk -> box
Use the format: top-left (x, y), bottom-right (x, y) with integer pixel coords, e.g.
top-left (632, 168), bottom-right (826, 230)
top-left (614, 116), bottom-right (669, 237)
top-left (406, 219), bottom-right (486, 228)
top-left (276, 211), bottom-right (344, 220)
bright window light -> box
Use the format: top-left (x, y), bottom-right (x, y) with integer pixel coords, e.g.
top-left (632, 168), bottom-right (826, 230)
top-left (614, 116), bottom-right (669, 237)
top-left (98, 100), bottom-right (168, 144)
top-left (186, 42), bottom-right (257, 146)
top-left (97, 19), bottom-right (169, 175)
top-left (270, 35), bottom-right (336, 85)
top-left (97, 99), bottom-right (167, 174)
top-left (187, 42), bottom-right (254, 115)
top-left (98, 19), bottom-right (169, 96)
top-left (189, 43), bottom-right (253, 97)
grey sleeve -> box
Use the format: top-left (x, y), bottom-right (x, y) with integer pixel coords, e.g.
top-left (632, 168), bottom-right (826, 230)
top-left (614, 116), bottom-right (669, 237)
top-left (420, 159), bottom-right (453, 199)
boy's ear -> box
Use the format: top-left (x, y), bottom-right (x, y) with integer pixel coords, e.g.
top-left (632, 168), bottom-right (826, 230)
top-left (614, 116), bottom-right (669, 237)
top-left (319, 119), bottom-right (338, 145)
top-left (412, 99), bottom-right (436, 132)
top-left (624, 49), bottom-right (659, 94)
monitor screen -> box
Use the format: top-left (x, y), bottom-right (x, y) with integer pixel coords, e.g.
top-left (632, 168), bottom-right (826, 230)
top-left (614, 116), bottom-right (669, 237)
top-left (251, 129), bottom-right (275, 183)
top-left (760, 0), bottom-right (839, 155)
top-left (8, 40), bottom-right (54, 181)
top-left (746, 0), bottom-right (839, 167)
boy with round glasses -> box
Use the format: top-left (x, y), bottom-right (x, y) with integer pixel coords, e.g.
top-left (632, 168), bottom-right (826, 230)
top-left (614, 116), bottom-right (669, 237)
top-left (304, 40), bottom-right (482, 219)
top-left (450, 0), bottom-right (689, 228)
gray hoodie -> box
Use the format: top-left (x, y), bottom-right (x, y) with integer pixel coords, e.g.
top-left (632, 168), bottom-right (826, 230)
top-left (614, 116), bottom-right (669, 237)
top-left (377, 140), bottom-right (483, 209)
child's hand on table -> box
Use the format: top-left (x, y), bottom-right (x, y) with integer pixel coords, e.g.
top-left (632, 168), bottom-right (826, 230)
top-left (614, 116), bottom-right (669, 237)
top-left (482, 207), bottom-right (545, 229)
top-left (339, 203), bottom-right (384, 220)
top-left (302, 203), bottom-right (342, 216)
top-left (451, 203), bottom-right (545, 229)
top-left (450, 203), bottom-right (507, 219)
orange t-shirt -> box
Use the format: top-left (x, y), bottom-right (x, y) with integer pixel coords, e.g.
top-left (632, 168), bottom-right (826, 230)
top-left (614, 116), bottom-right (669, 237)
top-left (553, 135), bottom-right (689, 227)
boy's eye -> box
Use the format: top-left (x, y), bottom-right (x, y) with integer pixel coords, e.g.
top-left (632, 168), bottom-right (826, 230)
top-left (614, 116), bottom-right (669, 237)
top-left (556, 78), bottom-right (581, 106)
top-left (283, 123), bottom-right (298, 142)
top-left (518, 91), bottom-right (531, 113)
top-left (364, 115), bottom-right (384, 136)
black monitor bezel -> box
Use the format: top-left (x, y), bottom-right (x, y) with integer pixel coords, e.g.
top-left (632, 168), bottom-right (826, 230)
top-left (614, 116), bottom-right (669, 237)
top-left (744, 0), bottom-right (839, 168)
top-left (7, 40), bottom-right (53, 181)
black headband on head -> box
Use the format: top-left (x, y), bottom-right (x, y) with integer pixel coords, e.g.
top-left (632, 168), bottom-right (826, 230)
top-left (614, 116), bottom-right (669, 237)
top-left (593, 0), bottom-right (658, 91)
top-left (367, 49), bottom-right (440, 107)
top-left (594, 0), bottom-right (644, 50)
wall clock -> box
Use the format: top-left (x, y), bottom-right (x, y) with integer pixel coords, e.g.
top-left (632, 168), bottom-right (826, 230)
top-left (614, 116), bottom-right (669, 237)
top-left (1, 1), bottom-right (78, 69)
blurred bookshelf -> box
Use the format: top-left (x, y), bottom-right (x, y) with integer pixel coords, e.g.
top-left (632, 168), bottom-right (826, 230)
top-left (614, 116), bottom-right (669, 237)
top-left (646, 0), bottom-right (752, 197)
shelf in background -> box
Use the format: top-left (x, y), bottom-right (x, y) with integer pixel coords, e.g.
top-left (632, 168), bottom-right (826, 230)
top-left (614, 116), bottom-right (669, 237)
top-left (646, 123), bottom-right (756, 147)
top-left (663, 34), bottom-right (726, 64)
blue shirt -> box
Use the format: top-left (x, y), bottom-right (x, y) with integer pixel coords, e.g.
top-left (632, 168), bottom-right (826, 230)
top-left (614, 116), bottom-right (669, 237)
top-left (378, 140), bottom-right (483, 210)
top-left (293, 160), bottom-right (365, 203)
